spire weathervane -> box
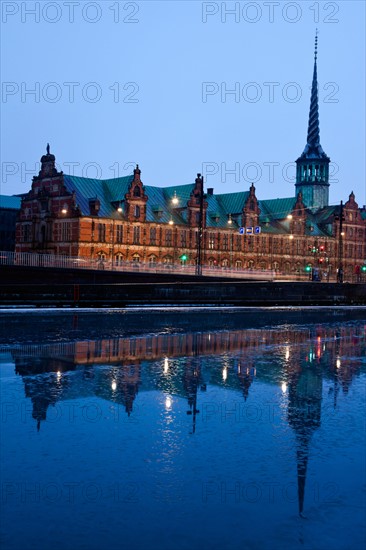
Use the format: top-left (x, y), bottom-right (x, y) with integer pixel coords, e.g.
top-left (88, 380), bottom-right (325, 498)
top-left (314, 28), bottom-right (318, 62)
top-left (306, 31), bottom-right (320, 148)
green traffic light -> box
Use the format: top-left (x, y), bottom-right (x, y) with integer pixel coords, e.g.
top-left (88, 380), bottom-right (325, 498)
top-left (180, 254), bottom-right (187, 261)
top-left (361, 265), bottom-right (366, 273)
top-left (305, 265), bottom-right (311, 272)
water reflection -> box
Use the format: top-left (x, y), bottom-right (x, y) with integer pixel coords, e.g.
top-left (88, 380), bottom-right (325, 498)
top-left (2, 322), bottom-right (365, 522)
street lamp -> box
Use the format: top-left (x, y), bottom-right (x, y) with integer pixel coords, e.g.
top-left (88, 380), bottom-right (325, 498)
top-left (172, 191), bottom-right (179, 206)
top-left (195, 174), bottom-right (204, 276)
top-left (334, 200), bottom-right (345, 283)
top-left (227, 214), bottom-right (233, 268)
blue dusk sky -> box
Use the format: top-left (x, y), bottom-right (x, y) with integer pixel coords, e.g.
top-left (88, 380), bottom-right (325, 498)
top-left (1, 1), bottom-right (365, 206)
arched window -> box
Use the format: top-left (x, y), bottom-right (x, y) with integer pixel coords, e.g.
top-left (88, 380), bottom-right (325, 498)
top-left (133, 186), bottom-right (141, 197)
top-left (132, 254), bottom-right (140, 263)
top-left (235, 260), bottom-right (242, 269)
top-left (248, 260), bottom-right (254, 270)
top-left (163, 256), bottom-right (173, 264)
top-left (134, 205), bottom-right (140, 218)
top-left (222, 258), bottom-right (229, 267)
top-left (148, 255), bottom-right (157, 265)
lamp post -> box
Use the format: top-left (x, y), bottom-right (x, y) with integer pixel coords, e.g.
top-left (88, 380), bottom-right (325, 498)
top-left (335, 200), bottom-right (344, 283)
top-left (195, 175), bottom-right (204, 276)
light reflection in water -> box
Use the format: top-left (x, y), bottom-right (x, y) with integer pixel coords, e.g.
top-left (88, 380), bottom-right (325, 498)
top-left (1, 318), bottom-right (365, 549)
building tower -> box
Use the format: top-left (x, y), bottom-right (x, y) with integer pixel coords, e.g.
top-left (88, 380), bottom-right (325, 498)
top-left (295, 32), bottom-right (330, 210)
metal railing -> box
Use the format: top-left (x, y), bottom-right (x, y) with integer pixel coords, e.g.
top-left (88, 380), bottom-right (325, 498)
top-left (1, 251), bottom-right (364, 282)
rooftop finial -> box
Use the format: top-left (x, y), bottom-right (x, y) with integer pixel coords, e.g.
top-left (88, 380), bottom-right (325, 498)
top-left (46, 143), bottom-right (50, 155)
top-left (314, 29), bottom-right (318, 62)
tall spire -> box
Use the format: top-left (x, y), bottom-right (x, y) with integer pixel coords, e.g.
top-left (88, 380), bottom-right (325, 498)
top-left (306, 30), bottom-right (320, 147)
top-left (295, 32), bottom-right (330, 210)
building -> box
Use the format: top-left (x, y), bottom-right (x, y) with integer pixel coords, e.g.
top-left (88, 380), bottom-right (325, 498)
top-left (0, 195), bottom-right (21, 251)
top-left (15, 38), bottom-right (366, 282)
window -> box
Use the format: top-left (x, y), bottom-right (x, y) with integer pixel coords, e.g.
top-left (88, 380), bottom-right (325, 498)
top-left (194, 230), bottom-right (199, 247)
top-left (166, 229), bottom-right (172, 247)
top-left (133, 186), bottom-right (141, 197)
top-left (62, 222), bottom-right (71, 242)
top-left (223, 234), bottom-right (229, 251)
top-left (134, 205), bottom-right (140, 218)
top-left (132, 254), bottom-right (140, 263)
top-left (260, 237), bottom-right (266, 253)
top-left (116, 225), bottom-right (123, 243)
top-left (98, 223), bottom-right (106, 242)
top-left (273, 238), bottom-right (279, 254)
top-left (208, 233), bottom-right (215, 250)
top-left (180, 230), bottom-right (187, 247)
top-left (133, 226), bottom-right (140, 244)
top-left (236, 235), bottom-right (241, 251)
top-left (149, 255), bottom-right (157, 265)
top-left (235, 260), bottom-right (242, 269)
top-left (163, 256), bottom-right (173, 264)
top-left (222, 259), bottom-right (229, 267)
top-left (22, 224), bottom-right (31, 242)
top-left (150, 227), bottom-right (156, 246)
top-left (248, 237), bottom-right (254, 252)
top-left (115, 253), bottom-right (123, 266)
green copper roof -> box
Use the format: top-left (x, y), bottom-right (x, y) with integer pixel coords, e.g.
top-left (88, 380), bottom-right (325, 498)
top-left (61, 174), bottom-right (362, 237)
top-left (258, 197), bottom-right (295, 221)
top-left (64, 174), bottom-right (134, 218)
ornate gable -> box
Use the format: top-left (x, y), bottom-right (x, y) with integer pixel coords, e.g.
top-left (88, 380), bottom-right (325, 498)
top-left (124, 165), bottom-right (148, 222)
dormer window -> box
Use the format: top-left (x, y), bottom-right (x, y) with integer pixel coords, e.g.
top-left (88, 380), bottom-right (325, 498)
top-left (89, 198), bottom-right (100, 216)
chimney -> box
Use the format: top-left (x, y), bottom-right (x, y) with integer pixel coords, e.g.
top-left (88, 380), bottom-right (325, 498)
top-left (207, 188), bottom-right (214, 196)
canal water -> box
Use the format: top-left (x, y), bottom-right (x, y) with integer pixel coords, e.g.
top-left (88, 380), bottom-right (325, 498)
top-left (1, 308), bottom-right (365, 550)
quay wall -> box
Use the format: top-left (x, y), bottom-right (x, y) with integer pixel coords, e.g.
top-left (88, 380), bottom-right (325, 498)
top-left (0, 266), bottom-right (365, 307)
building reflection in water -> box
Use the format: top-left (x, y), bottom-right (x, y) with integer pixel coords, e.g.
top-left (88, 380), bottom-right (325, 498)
top-left (4, 323), bottom-right (365, 514)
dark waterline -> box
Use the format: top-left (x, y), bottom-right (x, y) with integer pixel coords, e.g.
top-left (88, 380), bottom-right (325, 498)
top-left (1, 309), bottom-right (365, 550)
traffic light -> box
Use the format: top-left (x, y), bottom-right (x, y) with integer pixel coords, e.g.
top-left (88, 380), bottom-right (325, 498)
top-left (180, 254), bottom-right (188, 262)
top-left (320, 246), bottom-right (324, 252)
top-left (305, 265), bottom-right (311, 272)
top-left (319, 258), bottom-right (324, 264)
top-left (361, 265), bottom-right (366, 273)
